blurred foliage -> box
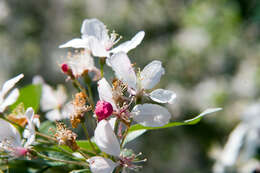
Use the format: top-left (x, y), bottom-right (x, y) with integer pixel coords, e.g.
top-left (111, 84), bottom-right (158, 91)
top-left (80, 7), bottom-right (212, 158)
top-left (0, 0), bottom-right (260, 172)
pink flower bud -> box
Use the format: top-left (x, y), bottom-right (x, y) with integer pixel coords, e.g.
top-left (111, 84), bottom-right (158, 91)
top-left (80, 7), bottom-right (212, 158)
top-left (61, 63), bottom-right (69, 73)
top-left (14, 147), bottom-right (28, 157)
top-left (95, 101), bottom-right (113, 121)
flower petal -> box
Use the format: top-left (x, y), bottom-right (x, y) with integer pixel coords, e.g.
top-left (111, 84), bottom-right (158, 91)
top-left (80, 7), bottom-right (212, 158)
top-left (94, 120), bottom-right (120, 156)
top-left (45, 109), bottom-right (63, 121)
top-left (40, 84), bottom-right (66, 111)
top-left (81, 18), bottom-right (109, 42)
top-left (219, 123), bottom-right (248, 166)
top-left (59, 38), bottom-right (89, 48)
top-left (107, 52), bottom-right (137, 90)
top-left (97, 78), bottom-right (117, 110)
top-left (88, 36), bottom-right (109, 57)
top-left (87, 156), bottom-right (118, 173)
top-left (140, 60), bottom-right (165, 90)
top-left (149, 89), bottom-right (176, 104)
top-left (110, 31), bottom-right (145, 54)
top-left (131, 104), bottom-right (171, 127)
top-left (0, 88), bottom-right (19, 112)
top-left (0, 119), bottom-right (21, 147)
top-left (68, 51), bottom-right (95, 77)
top-left (23, 108), bottom-right (36, 147)
top-left (1, 74), bottom-right (23, 98)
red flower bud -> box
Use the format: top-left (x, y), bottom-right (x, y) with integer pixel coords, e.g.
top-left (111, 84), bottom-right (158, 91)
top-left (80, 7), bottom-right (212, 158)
top-left (61, 63), bottom-right (69, 73)
top-left (95, 101), bottom-right (113, 121)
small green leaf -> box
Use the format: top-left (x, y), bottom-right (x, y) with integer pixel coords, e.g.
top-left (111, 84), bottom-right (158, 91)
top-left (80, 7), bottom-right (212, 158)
top-left (10, 84), bottom-right (42, 112)
top-left (129, 108), bottom-right (222, 132)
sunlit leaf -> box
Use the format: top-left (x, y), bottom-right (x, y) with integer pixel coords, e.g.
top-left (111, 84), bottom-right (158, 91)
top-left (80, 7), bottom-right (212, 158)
top-left (10, 84), bottom-right (42, 112)
top-left (77, 140), bottom-right (99, 151)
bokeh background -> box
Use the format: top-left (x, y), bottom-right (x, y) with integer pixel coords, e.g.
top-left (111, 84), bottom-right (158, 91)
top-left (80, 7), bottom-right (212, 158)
top-left (0, 0), bottom-right (260, 172)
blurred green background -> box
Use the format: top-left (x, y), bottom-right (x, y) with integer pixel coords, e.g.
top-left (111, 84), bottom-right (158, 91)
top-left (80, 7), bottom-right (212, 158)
top-left (0, 0), bottom-right (260, 172)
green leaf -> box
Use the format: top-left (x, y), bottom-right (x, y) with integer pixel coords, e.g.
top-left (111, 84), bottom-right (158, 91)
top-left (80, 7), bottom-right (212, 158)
top-left (129, 108), bottom-right (222, 132)
top-left (10, 84), bottom-right (42, 112)
top-left (77, 140), bottom-right (99, 151)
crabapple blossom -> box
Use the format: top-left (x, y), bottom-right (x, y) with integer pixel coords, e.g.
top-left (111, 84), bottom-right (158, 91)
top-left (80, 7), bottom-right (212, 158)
top-left (0, 107), bottom-right (37, 157)
top-left (39, 81), bottom-right (69, 121)
top-left (107, 52), bottom-right (176, 104)
top-left (59, 18), bottom-right (145, 58)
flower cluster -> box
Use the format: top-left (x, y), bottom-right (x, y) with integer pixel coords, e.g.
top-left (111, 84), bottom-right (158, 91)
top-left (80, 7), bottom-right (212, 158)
top-left (0, 18), bottom-right (222, 173)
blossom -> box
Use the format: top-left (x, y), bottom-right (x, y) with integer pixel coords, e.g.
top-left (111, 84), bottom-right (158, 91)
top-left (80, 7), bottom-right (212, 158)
top-left (0, 74), bottom-right (24, 113)
top-left (97, 77), bottom-right (171, 127)
top-left (63, 50), bottom-right (100, 80)
top-left (107, 52), bottom-right (176, 104)
top-left (60, 18), bottom-right (145, 58)
top-left (0, 107), bottom-right (37, 157)
top-left (39, 81), bottom-right (69, 121)
top-left (213, 102), bottom-right (260, 173)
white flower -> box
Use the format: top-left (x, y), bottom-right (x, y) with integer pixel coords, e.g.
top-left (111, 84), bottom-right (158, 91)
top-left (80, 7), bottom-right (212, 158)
top-left (97, 77), bottom-right (172, 127)
top-left (60, 18), bottom-right (145, 58)
top-left (0, 107), bottom-right (37, 157)
top-left (213, 102), bottom-right (260, 173)
top-left (38, 80), bottom-right (69, 121)
top-left (87, 156), bottom-right (118, 173)
top-left (65, 50), bottom-right (101, 80)
top-left (107, 52), bottom-right (176, 104)
top-left (0, 74), bottom-right (24, 113)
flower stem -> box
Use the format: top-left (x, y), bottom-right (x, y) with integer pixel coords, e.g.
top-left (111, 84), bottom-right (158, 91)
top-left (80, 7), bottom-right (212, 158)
top-left (84, 75), bottom-right (95, 109)
top-left (31, 149), bottom-right (88, 167)
top-left (99, 57), bottom-right (106, 78)
top-left (120, 119), bottom-right (133, 147)
top-left (36, 131), bottom-right (57, 142)
top-left (81, 122), bottom-right (97, 154)
top-left (115, 166), bottom-right (122, 173)
top-left (78, 150), bottom-right (90, 159)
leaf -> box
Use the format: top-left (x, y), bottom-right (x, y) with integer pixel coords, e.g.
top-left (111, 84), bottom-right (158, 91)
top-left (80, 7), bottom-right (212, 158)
top-left (77, 140), bottom-right (99, 151)
top-left (10, 84), bottom-right (42, 112)
top-left (129, 108), bottom-right (222, 132)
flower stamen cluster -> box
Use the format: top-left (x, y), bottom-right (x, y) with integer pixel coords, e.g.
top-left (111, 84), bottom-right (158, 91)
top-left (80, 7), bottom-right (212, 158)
top-left (54, 122), bottom-right (79, 151)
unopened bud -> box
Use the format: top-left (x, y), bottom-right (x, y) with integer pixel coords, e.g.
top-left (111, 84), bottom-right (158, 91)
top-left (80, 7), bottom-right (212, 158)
top-left (95, 101), bottom-right (113, 121)
top-left (61, 63), bottom-right (69, 73)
